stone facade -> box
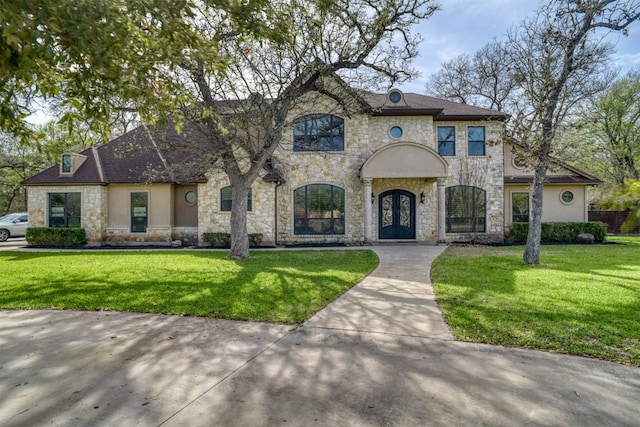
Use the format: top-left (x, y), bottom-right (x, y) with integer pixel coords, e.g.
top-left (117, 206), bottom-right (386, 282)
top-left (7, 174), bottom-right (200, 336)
top-left (27, 185), bottom-right (107, 246)
top-left (32, 89), bottom-right (582, 247)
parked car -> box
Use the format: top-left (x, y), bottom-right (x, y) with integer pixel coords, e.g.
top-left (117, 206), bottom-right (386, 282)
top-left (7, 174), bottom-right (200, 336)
top-left (0, 213), bottom-right (29, 241)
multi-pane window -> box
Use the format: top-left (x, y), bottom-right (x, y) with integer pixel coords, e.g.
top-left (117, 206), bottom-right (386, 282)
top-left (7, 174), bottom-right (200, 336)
top-left (293, 115), bottom-right (344, 151)
top-left (445, 185), bottom-right (486, 233)
top-left (437, 126), bottom-right (455, 156)
top-left (294, 184), bottom-right (345, 235)
top-left (512, 192), bottom-right (530, 223)
top-left (49, 192), bottom-right (81, 228)
top-left (220, 186), bottom-right (252, 211)
top-left (468, 126), bottom-right (486, 156)
top-left (131, 192), bottom-right (148, 233)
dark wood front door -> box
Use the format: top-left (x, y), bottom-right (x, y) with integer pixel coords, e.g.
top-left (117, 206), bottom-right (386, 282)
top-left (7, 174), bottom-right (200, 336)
top-left (379, 190), bottom-right (415, 239)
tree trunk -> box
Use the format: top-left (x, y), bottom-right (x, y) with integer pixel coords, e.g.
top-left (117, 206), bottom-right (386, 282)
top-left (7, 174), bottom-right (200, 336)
top-left (228, 183), bottom-right (250, 259)
top-left (523, 158), bottom-right (548, 265)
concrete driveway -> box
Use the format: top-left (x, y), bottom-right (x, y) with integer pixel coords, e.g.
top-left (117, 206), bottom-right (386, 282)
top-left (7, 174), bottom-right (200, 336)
top-left (0, 238), bottom-right (26, 251)
top-left (1, 245), bottom-right (639, 426)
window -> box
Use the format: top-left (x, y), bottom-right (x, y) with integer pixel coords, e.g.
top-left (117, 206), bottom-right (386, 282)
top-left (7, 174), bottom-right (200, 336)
top-left (468, 126), bottom-right (485, 156)
top-left (293, 115), bottom-right (344, 151)
top-left (445, 186), bottom-right (486, 233)
top-left (131, 192), bottom-right (148, 233)
top-left (388, 90), bottom-right (403, 104)
top-left (512, 192), bottom-right (529, 223)
top-left (61, 154), bottom-right (72, 173)
top-left (294, 184), bottom-right (345, 235)
top-left (561, 190), bottom-right (574, 204)
top-left (438, 126), bottom-right (455, 156)
top-left (389, 126), bottom-right (403, 139)
top-left (220, 186), bottom-right (252, 211)
top-left (49, 192), bottom-right (81, 228)
top-left (185, 190), bottom-right (197, 205)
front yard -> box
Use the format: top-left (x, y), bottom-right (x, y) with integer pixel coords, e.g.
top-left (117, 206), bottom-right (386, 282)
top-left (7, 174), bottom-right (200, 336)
top-left (431, 236), bottom-right (640, 366)
top-left (0, 250), bottom-right (378, 324)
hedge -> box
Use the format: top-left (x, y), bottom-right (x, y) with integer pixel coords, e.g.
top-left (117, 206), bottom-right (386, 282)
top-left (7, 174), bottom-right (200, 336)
top-left (507, 222), bottom-right (607, 243)
top-left (26, 227), bottom-right (88, 247)
top-left (202, 232), bottom-right (263, 247)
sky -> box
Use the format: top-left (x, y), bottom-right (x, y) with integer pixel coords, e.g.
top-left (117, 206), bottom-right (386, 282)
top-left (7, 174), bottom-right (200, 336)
top-left (398, 0), bottom-right (640, 93)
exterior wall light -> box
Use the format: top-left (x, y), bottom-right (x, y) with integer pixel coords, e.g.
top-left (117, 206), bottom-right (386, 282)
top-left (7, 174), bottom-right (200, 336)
top-left (371, 192), bottom-right (375, 204)
top-left (420, 192), bottom-right (425, 203)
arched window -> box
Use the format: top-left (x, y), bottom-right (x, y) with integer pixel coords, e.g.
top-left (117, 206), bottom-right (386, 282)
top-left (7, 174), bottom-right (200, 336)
top-left (294, 184), bottom-right (345, 235)
top-left (293, 115), bottom-right (344, 151)
top-left (445, 186), bottom-right (486, 233)
top-left (220, 186), bottom-right (252, 211)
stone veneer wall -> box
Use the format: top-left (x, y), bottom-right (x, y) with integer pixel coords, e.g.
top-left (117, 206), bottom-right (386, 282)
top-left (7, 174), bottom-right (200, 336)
top-left (27, 185), bottom-right (107, 246)
top-left (268, 99), bottom-right (505, 244)
top-left (198, 173), bottom-right (277, 245)
top-left (437, 121), bottom-right (505, 242)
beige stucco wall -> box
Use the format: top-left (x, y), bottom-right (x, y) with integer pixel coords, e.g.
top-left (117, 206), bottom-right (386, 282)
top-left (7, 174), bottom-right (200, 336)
top-left (104, 184), bottom-right (174, 244)
top-left (504, 184), bottom-right (588, 227)
top-left (26, 185), bottom-right (107, 245)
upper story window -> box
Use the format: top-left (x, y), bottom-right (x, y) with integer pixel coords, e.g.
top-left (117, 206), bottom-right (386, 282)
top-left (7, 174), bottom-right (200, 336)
top-left (468, 126), bottom-right (486, 156)
top-left (389, 126), bottom-right (403, 139)
top-left (220, 186), bottom-right (252, 212)
top-left (293, 115), bottom-right (344, 152)
top-left (388, 90), bottom-right (403, 104)
top-left (437, 126), bottom-right (456, 156)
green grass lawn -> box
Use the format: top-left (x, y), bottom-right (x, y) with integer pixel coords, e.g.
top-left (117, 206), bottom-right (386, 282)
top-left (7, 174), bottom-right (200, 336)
top-left (431, 236), bottom-right (640, 366)
top-left (0, 250), bottom-right (378, 324)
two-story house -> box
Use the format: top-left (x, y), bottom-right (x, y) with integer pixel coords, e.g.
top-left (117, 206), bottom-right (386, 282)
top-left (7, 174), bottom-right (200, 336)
top-left (23, 88), bottom-right (601, 246)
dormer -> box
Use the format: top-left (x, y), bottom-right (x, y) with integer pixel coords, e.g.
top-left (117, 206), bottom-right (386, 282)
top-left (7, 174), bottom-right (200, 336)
top-left (384, 88), bottom-right (408, 107)
top-left (60, 152), bottom-right (87, 176)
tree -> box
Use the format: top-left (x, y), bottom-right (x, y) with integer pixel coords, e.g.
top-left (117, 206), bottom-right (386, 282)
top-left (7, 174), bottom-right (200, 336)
top-left (427, 0), bottom-right (639, 265)
top-left (598, 179), bottom-right (640, 232)
top-left (511, 0), bottom-right (640, 265)
top-left (585, 71), bottom-right (640, 185)
top-left (173, 0), bottom-right (438, 258)
top-left (1, 0), bottom-right (287, 143)
top-left (3, 1), bottom-right (438, 258)
top-left (425, 41), bottom-right (521, 113)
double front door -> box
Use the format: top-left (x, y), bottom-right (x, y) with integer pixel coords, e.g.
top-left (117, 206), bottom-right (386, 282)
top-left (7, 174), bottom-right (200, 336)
top-left (379, 190), bottom-right (416, 239)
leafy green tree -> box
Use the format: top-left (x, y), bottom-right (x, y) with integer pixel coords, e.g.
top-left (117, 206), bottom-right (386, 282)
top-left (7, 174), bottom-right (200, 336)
top-left (587, 71), bottom-right (640, 186)
top-left (598, 179), bottom-right (640, 233)
top-left (1, 0), bottom-right (286, 142)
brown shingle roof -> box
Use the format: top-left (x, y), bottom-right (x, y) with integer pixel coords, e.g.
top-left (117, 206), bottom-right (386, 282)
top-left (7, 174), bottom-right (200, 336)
top-left (363, 92), bottom-right (510, 121)
top-left (23, 124), bottom-right (210, 186)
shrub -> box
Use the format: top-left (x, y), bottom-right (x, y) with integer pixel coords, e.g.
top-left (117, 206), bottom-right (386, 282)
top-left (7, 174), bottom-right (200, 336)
top-left (248, 233), bottom-right (263, 247)
top-left (508, 222), bottom-right (607, 243)
top-left (201, 232), bottom-right (263, 248)
top-left (26, 227), bottom-right (88, 247)
top-left (202, 232), bottom-right (231, 247)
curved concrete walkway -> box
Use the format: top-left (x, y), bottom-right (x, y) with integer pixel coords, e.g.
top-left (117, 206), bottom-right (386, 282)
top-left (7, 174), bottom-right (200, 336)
top-left (1, 245), bottom-right (639, 426)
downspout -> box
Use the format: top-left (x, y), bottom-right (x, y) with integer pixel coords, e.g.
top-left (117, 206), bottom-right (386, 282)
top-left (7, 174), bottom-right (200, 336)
top-left (274, 180), bottom-right (283, 247)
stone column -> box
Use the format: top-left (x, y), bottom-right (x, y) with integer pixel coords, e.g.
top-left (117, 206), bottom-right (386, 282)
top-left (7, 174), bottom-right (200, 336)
top-left (437, 178), bottom-right (446, 244)
top-left (363, 179), bottom-right (372, 242)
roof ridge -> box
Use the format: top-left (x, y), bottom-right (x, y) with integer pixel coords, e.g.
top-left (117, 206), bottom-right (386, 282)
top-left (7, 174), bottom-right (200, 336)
top-left (92, 147), bottom-right (106, 183)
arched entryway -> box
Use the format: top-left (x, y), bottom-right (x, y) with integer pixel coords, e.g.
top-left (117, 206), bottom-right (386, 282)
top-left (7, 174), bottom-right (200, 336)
top-left (360, 142), bottom-right (449, 242)
top-left (379, 190), bottom-right (415, 239)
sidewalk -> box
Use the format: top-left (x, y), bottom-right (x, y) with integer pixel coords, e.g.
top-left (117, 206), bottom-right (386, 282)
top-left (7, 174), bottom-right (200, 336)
top-left (1, 245), bottom-right (639, 426)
